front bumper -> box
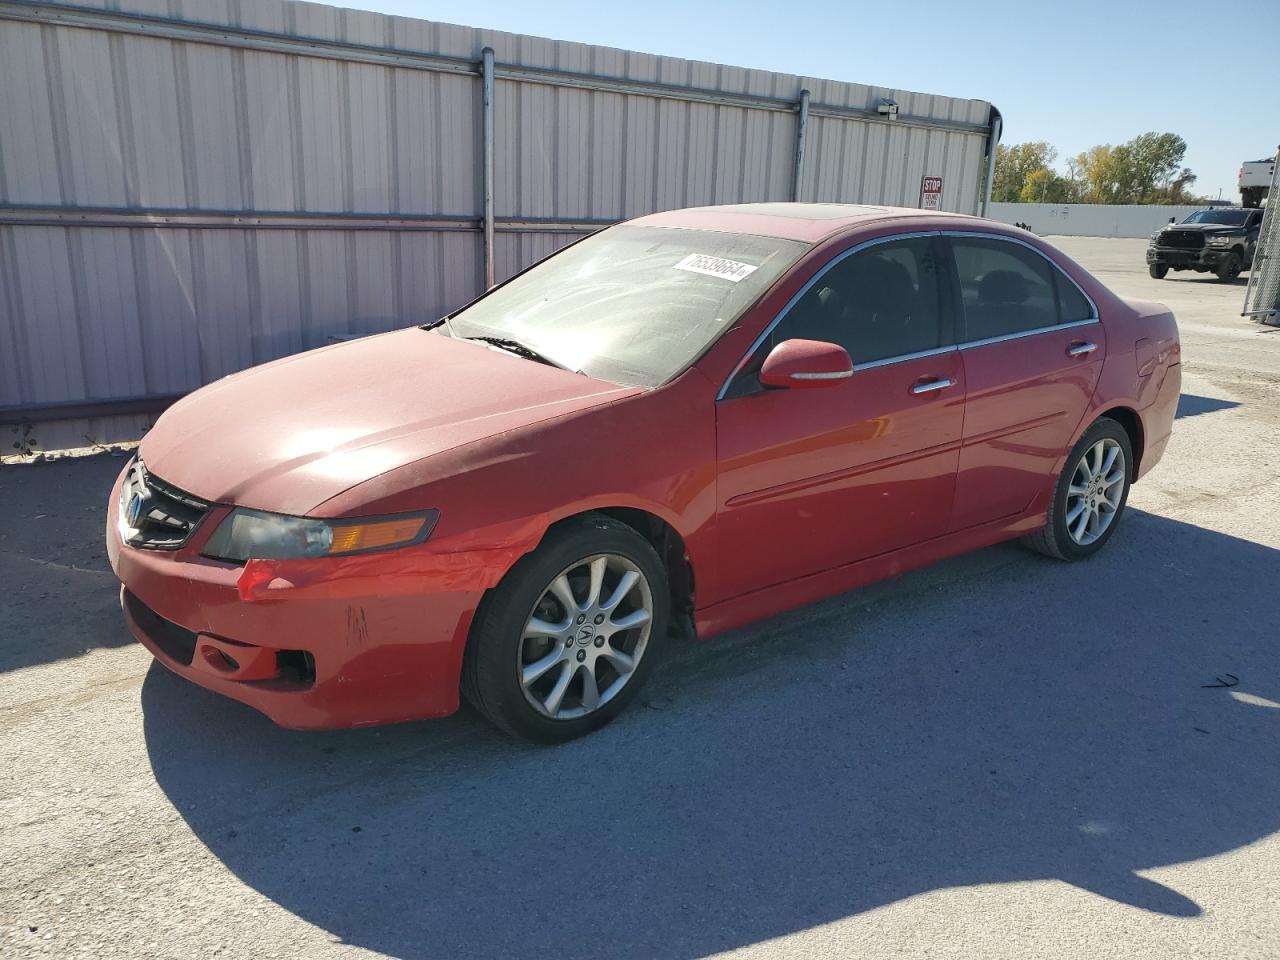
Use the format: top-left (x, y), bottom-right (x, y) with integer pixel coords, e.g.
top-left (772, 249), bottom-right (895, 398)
top-left (107, 464), bottom-right (488, 730)
top-left (1146, 245), bottom-right (1233, 269)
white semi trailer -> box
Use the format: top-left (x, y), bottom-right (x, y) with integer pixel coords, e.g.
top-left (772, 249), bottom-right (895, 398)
top-left (1241, 157), bottom-right (1276, 207)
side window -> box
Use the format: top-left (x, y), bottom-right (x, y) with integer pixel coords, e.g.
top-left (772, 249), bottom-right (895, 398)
top-left (763, 236), bottom-right (945, 366)
top-left (1054, 272), bottom-right (1094, 324)
top-left (949, 237), bottom-right (1064, 341)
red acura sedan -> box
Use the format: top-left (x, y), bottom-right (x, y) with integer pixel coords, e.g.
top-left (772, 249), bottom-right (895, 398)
top-left (107, 203), bottom-right (1180, 741)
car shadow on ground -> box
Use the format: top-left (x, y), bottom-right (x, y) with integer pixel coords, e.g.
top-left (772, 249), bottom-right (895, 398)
top-left (1176, 394), bottom-right (1240, 419)
top-left (139, 509), bottom-right (1280, 959)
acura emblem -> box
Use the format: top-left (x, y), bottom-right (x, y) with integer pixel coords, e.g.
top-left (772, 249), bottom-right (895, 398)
top-left (125, 492), bottom-right (146, 528)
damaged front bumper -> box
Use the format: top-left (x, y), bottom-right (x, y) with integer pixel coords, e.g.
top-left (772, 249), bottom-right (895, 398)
top-left (106, 463), bottom-right (494, 730)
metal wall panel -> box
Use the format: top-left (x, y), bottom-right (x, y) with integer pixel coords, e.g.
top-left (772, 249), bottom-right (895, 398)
top-left (0, 0), bottom-right (994, 440)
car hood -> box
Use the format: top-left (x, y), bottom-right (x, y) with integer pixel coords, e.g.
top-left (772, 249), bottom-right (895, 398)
top-left (139, 329), bottom-right (640, 515)
top-left (1162, 223), bottom-right (1242, 234)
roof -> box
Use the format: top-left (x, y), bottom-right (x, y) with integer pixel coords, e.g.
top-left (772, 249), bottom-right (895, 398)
top-left (631, 202), bottom-right (981, 242)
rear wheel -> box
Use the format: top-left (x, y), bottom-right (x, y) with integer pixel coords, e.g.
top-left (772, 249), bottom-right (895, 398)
top-left (1022, 418), bottom-right (1132, 561)
top-left (1215, 253), bottom-right (1242, 282)
top-left (1148, 263), bottom-right (1168, 279)
top-left (461, 514), bottom-right (668, 742)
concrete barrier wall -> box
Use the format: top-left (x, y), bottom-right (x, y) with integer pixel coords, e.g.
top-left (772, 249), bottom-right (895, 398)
top-left (987, 202), bottom-right (1213, 239)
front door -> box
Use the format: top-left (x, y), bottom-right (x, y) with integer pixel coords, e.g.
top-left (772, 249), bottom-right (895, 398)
top-left (712, 234), bottom-right (964, 603)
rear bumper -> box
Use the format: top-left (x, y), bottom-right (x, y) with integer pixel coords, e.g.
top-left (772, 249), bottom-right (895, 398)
top-left (107, 465), bottom-right (487, 730)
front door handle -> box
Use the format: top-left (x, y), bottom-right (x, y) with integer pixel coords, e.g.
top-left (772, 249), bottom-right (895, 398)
top-left (911, 377), bottom-right (954, 395)
top-left (1067, 341), bottom-right (1097, 357)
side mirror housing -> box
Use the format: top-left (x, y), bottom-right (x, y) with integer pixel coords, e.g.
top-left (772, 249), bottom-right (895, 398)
top-left (758, 339), bottom-right (853, 390)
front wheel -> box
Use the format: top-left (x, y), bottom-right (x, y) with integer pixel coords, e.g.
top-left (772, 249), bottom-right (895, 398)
top-left (1148, 263), bottom-right (1168, 279)
top-left (1022, 418), bottom-right (1133, 561)
top-left (1215, 253), bottom-right (1242, 282)
top-left (462, 514), bottom-right (669, 742)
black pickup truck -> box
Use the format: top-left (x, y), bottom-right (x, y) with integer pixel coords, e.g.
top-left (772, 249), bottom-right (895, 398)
top-left (1147, 207), bottom-right (1263, 281)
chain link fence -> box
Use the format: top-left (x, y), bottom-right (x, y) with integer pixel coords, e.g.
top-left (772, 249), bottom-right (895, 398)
top-left (1243, 148), bottom-right (1280, 326)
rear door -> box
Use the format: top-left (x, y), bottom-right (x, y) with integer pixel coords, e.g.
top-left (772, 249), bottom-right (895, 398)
top-left (942, 233), bottom-right (1104, 532)
top-left (713, 233), bottom-right (964, 601)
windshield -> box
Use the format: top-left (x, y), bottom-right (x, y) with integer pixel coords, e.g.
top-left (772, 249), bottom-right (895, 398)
top-left (442, 225), bottom-right (808, 387)
top-left (1182, 209), bottom-right (1251, 226)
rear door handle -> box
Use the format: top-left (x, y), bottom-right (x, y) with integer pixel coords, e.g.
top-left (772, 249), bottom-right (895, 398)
top-left (911, 377), bottom-right (954, 395)
top-left (1067, 341), bottom-right (1097, 357)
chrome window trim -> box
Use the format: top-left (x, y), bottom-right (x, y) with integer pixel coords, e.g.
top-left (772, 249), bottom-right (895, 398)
top-left (715, 228), bottom-right (1102, 401)
top-left (958, 317), bottom-right (1099, 351)
top-left (852, 343), bottom-right (956, 371)
top-left (715, 230), bottom-right (938, 400)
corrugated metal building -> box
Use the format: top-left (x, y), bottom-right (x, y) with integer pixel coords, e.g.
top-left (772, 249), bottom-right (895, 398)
top-left (0, 0), bottom-right (998, 449)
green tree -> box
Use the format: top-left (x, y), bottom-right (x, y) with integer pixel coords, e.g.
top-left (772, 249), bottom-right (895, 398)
top-left (1019, 167), bottom-right (1079, 203)
top-left (992, 142), bottom-right (1057, 202)
top-left (1074, 133), bottom-right (1192, 204)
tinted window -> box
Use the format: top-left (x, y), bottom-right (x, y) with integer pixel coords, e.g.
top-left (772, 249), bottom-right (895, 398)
top-left (1054, 272), bottom-right (1094, 323)
top-left (949, 237), bottom-right (1062, 341)
top-left (764, 236), bottom-right (945, 366)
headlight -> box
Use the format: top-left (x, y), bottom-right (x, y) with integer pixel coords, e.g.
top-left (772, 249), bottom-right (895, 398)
top-left (202, 508), bottom-right (438, 562)
top-left (1207, 235), bottom-right (1232, 247)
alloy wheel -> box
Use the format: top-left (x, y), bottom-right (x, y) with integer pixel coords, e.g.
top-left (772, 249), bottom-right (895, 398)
top-left (1065, 438), bottom-right (1126, 546)
top-left (518, 554), bottom-right (654, 720)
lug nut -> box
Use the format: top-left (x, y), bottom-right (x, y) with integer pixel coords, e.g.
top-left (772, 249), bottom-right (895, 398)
top-left (594, 614), bottom-right (605, 625)
top-left (594, 636), bottom-right (604, 647)
top-left (576, 650), bottom-right (586, 662)
top-left (576, 614), bottom-right (586, 624)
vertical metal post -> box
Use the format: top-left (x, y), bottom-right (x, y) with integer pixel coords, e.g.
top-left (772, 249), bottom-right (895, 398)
top-left (482, 47), bottom-right (496, 289)
top-left (980, 110), bottom-right (1002, 217)
top-left (791, 88), bottom-right (810, 202)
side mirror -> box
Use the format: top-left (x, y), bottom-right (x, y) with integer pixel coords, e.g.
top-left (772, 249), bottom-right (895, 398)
top-left (758, 339), bottom-right (853, 390)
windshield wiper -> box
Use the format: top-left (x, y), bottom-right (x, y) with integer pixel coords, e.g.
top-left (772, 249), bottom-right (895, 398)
top-left (419, 316), bottom-right (455, 335)
top-left (464, 336), bottom-right (576, 373)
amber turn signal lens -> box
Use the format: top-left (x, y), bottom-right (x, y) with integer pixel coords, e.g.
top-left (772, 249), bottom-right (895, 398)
top-left (326, 516), bottom-right (429, 555)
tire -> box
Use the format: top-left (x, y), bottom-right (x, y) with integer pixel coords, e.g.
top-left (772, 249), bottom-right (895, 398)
top-left (1148, 263), bottom-right (1168, 279)
top-left (461, 513), bottom-right (669, 743)
top-left (1215, 253), bottom-right (1242, 282)
top-left (1022, 418), bottom-right (1133, 561)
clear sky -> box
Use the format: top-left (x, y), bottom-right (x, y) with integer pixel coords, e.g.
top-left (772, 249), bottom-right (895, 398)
top-left (344, 0), bottom-right (1276, 201)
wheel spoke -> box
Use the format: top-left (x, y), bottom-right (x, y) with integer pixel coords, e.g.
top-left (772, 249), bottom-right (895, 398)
top-left (609, 608), bottom-right (651, 631)
top-left (1099, 444), bottom-right (1120, 479)
top-left (602, 570), bottom-right (640, 611)
top-left (584, 556), bottom-right (608, 608)
top-left (542, 662), bottom-right (574, 716)
top-left (521, 647), bottom-right (565, 688)
top-left (579, 666), bottom-right (600, 711)
top-left (1098, 497), bottom-right (1118, 515)
top-left (1066, 499), bottom-right (1087, 525)
top-left (549, 574), bottom-right (579, 616)
top-left (1090, 441), bottom-right (1105, 478)
top-left (1078, 449), bottom-right (1095, 480)
top-left (525, 616), bottom-right (566, 639)
top-left (600, 643), bottom-right (635, 675)
top-left (1102, 469), bottom-right (1125, 489)
top-left (1071, 506), bottom-right (1091, 542)
top-left (1068, 483), bottom-right (1089, 497)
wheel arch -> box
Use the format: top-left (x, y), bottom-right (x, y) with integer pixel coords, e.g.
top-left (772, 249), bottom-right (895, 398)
top-left (553, 506), bottom-right (696, 619)
top-left (1095, 405), bottom-right (1145, 475)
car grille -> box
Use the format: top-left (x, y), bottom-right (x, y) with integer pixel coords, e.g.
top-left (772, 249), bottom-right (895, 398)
top-left (1158, 230), bottom-right (1205, 250)
top-left (123, 590), bottom-right (197, 665)
top-left (118, 458), bottom-right (211, 550)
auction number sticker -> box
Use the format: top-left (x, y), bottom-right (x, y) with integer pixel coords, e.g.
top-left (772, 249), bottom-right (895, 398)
top-left (674, 253), bottom-right (758, 283)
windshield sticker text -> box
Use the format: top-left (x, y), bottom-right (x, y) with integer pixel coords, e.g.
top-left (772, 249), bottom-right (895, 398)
top-left (674, 253), bottom-right (759, 283)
